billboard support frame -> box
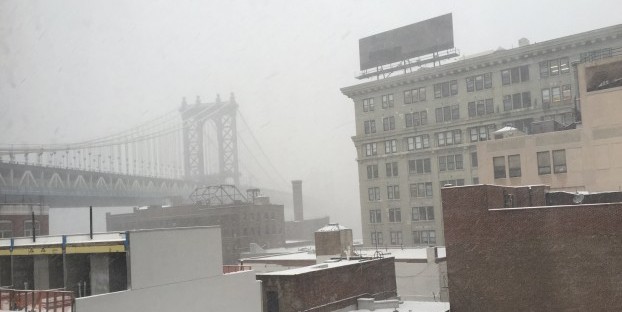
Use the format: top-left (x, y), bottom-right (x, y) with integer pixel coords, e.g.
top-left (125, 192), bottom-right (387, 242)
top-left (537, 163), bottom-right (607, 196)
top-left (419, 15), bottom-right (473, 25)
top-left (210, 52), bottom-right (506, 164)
top-left (357, 47), bottom-right (460, 80)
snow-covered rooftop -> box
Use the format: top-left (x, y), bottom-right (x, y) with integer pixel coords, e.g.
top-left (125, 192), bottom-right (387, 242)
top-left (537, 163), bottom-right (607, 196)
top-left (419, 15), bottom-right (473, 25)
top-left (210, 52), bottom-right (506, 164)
top-left (258, 259), bottom-right (368, 276)
top-left (316, 223), bottom-right (350, 232)
top-left (244, 247), bottom-right (446, 262)
top-left (352, 300), bottom-right (450, 312)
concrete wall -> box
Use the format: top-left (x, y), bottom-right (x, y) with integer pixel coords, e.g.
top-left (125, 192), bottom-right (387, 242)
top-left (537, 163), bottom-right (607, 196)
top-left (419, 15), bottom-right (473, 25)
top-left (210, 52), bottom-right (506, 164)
top-left (442, 184), bottom-right (622, 311)
top-left (129, 227), bottom-right (222, 289)
top-left (395, 261), bottom-right (443, 301)
top-left (75, 227), bottom-right (261, 312)
top-left (76, 269), bottom-right (261, 312)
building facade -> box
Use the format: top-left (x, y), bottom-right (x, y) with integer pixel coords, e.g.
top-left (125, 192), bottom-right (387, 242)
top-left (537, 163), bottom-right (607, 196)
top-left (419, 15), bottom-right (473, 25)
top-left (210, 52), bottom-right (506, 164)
top-left (442, 184), bottom-right (622, 311)
top-left (341, 23), bottom-right (622, 246)
top-left (106, 200), bottom-right (285, 264)
top-left (478, 53), bottom-right (622, 191)
top-left (0, 204), bottom-right (49, 238)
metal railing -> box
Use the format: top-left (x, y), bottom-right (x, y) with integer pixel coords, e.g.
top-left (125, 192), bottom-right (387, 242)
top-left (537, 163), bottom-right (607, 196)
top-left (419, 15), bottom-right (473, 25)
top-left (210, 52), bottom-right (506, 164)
top-left (0, 288), bottom-right (74, 312)
top-left (222, 265), bottom-right (252, 274)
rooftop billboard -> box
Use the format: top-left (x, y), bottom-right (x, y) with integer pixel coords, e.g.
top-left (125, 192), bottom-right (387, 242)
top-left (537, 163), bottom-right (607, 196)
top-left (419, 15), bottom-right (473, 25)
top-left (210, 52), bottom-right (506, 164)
top-left (359, 13), bottom-right (454, 71)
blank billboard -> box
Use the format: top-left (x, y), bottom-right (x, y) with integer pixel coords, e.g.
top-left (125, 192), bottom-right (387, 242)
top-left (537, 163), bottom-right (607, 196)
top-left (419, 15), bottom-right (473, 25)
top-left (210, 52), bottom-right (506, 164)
top-left (359, 13), bottom-right (454, 71)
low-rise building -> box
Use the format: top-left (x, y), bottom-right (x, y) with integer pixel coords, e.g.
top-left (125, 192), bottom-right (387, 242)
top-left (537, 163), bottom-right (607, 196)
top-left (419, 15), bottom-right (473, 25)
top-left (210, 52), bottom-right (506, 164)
top-left (107, 185), bottom-right (285, 264)
top-left (257, 257), bottom-right (397, 312)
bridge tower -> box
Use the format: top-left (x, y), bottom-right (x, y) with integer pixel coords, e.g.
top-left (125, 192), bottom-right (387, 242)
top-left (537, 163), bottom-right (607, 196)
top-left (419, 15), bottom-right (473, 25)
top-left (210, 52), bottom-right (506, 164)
top-left (179, 93), bottom-right (240, 186)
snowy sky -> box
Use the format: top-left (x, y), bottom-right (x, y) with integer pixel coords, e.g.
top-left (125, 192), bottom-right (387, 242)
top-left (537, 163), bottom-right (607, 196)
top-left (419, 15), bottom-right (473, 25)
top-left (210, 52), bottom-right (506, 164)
top-left (1, 0), bottom-right (622, 237)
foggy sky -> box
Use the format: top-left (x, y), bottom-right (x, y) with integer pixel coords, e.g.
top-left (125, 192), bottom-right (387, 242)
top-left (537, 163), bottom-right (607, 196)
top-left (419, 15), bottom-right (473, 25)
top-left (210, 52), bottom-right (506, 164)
top-left (1, 0), bottom-right (621, 238)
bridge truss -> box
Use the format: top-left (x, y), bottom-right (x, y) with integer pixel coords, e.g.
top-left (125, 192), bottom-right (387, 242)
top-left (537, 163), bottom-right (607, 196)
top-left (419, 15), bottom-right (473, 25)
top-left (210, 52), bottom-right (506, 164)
top-left (0, 94), bottom-right (242, 207)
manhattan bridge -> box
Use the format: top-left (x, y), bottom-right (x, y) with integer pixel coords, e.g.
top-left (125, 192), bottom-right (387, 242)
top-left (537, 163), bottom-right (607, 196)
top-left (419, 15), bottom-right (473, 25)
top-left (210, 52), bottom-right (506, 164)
top-left (0, 94), bottom-right (280, 207)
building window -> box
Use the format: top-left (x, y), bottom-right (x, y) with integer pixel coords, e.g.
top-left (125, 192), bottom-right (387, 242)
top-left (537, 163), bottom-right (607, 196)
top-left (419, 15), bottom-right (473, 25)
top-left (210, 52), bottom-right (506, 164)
top-left (439, 154), bottom-right (463, 172)
top-left (440, 179), bottom-right (465, 187)
top-left (24, 220), bottom-right (40, 237)
top-left (553, 149), bottom-right (567, 173)
top-left (364, 120), bottom-right (376, 134)
top-left (435, 104), bottom-right (460, 123)
top-left (468, 99), bottom-right (494, 117)
top-left (366, 164), bottom-right (378, 179)
top-left (537, 151), bottom-right (551, 175)
top-left (408, 158), bottom-right (431, 175)
top-left (508, 154), bottom-right (521, 178)
top-left (542, 88), bottom-right (551, 107)
top-left (407, 135), bottom-right (430, 151)
top-left (384, 140), bottom-right (397, 154)
top-left (562, 85), bottom-right (572, 104)
top-left (472, 177), bottom-right (479, 184)
top-left (551, 87), bottom-right (561, 103)
top-left (466, 73), bottom-right (492, 92)
top-left (364, 143), bottom-right (377, 156)
top-left (541, 57), bottom-right (570, 78)
top-left (412, 206), bottom-right (434, 221)
top-left (436, 130), bottom-right (462, 147)
top-left (0, 221), bottom-right (12, 238)
top-left (560, 57), bottom-right (570, 74)
top-left (390, 231), bottom-right (403, 245)
top-left (389, 208), bottom-right (402, 222)
top-left (404, 87), bottom-right (426, 104)
top-left (493, 156), bottom-right (506, 179)
top-left (410, 182), bottom-right (433, 198)
top-left (369, 209), bottom-right (382, 223)
top-left (434, 80), bottom-right (458, 98)
top-left (413, 230), bottom-right (436, 245)
top-left (471, 152), bottom-right (478, 168)
top-left (371, 232), bottom-right (383, 245)
top-left (405, 111), bottom-right (427, 127)
top-left (469, 125), bottom-right (496, 142)
top-left (362, 98), bottom-right (374, 112)
top-left (503, 92), bottom-right (531, 111)
top-left (382, 94), bottom-right (394, 108)
top-left (501, 65), bottom-right (529, 85)
top-left (368, 187), bottom-right (380, 201)
top-left (539, 61), bottom-right (549, 79)
top-left (543, 85), bottom-right (571, 107)
top-left (387, 185), bottom-right (400, 200)
top-left (383, 116), bottom-right (395, 131)
top-left (386, 162), bottom-right (398, 177)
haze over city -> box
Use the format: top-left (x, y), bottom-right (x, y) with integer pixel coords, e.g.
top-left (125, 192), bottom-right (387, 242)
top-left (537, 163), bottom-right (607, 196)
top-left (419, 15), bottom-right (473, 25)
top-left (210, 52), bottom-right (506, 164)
top-left (2, 0), bottom-right (622, 237)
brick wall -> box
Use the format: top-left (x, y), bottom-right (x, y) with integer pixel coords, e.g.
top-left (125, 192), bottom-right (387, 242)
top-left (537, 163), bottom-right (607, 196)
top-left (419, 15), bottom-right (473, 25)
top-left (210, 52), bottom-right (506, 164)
top-left (442, 184), bottom-right (622, 311)
top-left (257, 257), bottom-right (396, 312)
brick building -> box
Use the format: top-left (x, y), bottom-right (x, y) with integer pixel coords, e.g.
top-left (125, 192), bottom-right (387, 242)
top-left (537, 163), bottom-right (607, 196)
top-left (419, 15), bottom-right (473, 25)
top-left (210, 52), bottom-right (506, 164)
top-left (341, 20), bottom-right (622, 247)
top-left (106, 197), bottom-right (284, 264)
top-left (442, 184), bottom-right (622, 311)
top-left (256, 257), bottom-right (396, 312)
top-left (0, 204), bottom-right (49, 238)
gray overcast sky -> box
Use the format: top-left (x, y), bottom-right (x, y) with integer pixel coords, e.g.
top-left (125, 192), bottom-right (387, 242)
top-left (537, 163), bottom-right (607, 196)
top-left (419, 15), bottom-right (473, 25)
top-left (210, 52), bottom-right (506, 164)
top-left (1, 0), bottom-right (621, 237)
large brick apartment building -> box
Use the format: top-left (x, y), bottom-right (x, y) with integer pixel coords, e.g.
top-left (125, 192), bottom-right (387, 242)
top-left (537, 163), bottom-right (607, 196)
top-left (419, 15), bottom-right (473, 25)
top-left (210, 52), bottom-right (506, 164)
top-left (441, 184), bottom-right (622, 311)
top-left (341, 22), bottom-right (622, 246)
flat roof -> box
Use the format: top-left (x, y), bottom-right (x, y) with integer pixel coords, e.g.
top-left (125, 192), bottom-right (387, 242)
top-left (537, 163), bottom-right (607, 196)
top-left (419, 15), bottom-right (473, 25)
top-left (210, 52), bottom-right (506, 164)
top-left (351, 300), bottom-right (450, 312)
top-left (258, 259), bottom-right (379, 276)
top-left (244, 247), bottom-right (446, 263)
